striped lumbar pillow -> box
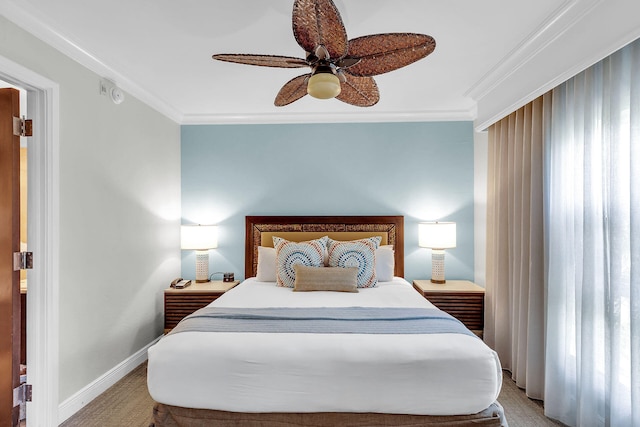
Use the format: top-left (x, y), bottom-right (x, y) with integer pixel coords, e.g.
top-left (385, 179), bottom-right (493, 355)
top-left (293, 265), bottom-right (359, 292)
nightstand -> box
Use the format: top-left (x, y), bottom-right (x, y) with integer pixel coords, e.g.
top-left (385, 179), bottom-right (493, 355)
top-left (164, 280), bottom-right (239, 333)
top-left (412, 280), bottom-right (484, 337)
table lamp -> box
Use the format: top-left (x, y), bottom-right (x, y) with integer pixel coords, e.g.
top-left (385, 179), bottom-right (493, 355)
top-left (181, 224), bottom-right (218, 282)
top-left (418, 222), bottom-right (456, 284)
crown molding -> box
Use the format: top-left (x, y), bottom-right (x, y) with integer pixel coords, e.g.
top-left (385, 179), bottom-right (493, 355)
top-left (464, 0), bottom-right (580, 101)
top-left (0, 2), bottom-right (183, 123)
top-left (471, 0), bottom-right (640, 131)
top-left (181, 106), bottom-right (475, 125)
top-left (13, 0), bottom-right (630, 129)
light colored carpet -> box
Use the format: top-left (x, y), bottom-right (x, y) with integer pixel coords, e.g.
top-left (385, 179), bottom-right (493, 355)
top-left (59, 364), bottom-right (564, 426)
top-left (498, 372), bottom-right (565, 426)
top-left (59, 363), bottom-right (154, 427)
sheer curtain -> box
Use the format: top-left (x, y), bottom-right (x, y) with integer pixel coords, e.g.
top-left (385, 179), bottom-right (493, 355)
top-left (485, 95), bottom-right (548, 399)
top-left (544, 39), bottom-right (640, 426)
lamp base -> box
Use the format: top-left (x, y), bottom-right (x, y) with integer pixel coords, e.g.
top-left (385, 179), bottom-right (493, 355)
top-left (195, 250), bottom-right (210, 283)
top-left (431, 249), bottom-right (446, 284)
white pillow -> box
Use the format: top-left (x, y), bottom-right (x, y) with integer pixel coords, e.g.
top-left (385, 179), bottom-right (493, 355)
top-left (256, 246), bottom-right (277, 282)
top-left (375, 245), bottom-right (395, 282)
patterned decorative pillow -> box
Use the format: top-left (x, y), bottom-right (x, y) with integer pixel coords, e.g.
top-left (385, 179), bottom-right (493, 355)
top-left (273, 236), bottom-right (328, 288)
top-left (327, 236), bottom-right (381, 288)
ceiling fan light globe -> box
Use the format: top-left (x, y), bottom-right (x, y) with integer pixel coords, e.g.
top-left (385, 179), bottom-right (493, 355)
top-left (307, 73), bottom-right (341, 99)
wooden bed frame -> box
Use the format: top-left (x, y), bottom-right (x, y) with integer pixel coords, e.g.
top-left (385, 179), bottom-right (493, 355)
top-left (151, 215), bottom-right (505, 427)
top-left (245, 215), bottom-right (405, 279)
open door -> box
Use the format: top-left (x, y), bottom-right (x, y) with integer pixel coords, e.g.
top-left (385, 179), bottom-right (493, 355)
top-left (0, 87), bottom-right (22, 426)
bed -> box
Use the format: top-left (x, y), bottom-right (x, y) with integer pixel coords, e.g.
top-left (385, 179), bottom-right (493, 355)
top-left (148, 215), bottom-right (506, 426)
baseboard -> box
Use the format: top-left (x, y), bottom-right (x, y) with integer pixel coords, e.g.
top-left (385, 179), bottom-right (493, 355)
top-left (58, 335), bottom-right (162, 424)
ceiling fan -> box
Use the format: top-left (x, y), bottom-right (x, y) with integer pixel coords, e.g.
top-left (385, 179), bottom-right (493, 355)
top-left (212, 0), bottom-right (436, 107)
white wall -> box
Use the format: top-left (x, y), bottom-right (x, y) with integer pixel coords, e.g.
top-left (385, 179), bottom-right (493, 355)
top-left (0, 15), bottom-right (181, 406)
top-left (473, 131), bottom-right (488, 287)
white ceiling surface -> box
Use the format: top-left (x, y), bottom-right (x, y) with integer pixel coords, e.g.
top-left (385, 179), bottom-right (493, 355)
top-left (1, 0), bottom-right (639, 128)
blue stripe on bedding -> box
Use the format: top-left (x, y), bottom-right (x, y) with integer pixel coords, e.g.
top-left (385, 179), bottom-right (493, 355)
top-left (169, 307), bottom-right (476, 337)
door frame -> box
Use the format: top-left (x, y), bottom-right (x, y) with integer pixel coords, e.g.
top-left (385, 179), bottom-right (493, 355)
top-left (0, 55), bottom-right (59, 426)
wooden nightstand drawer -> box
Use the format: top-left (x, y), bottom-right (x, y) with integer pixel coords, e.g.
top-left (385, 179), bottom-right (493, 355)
top-left (164, 280), bottom-right (239, 332)
top-left (413, 280), bottom-right (485, 336)
top-left (164, 294), bottom-right (220, 330)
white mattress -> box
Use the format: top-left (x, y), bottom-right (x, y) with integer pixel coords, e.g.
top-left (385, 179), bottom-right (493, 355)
top-left (147, 277), bottom-right (502, 415)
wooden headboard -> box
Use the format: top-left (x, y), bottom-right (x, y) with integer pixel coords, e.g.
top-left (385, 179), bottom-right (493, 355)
top-left (245, 215), bottom-right (404, 279)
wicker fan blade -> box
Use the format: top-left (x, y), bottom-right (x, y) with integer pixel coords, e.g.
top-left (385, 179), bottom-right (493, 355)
top-left (336, 74), bottom-right (379, 107)
top-left (212, 54), bottom-right (308, 68)
top-left (275, 74), bottom-right (311, 106)
top-left (293, 0), bottom-right (348, 60)
top-left (336, 56), bottom-right (361, 69)
top-left (345, 33), bottom-right (436, 76)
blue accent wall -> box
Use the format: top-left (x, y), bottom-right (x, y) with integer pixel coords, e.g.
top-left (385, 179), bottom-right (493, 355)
top-left (181, 121), bottom-right (474, 283)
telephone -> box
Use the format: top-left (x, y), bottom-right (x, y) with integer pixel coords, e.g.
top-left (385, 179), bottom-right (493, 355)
top-left (170, 278), bottom-right (192, 288)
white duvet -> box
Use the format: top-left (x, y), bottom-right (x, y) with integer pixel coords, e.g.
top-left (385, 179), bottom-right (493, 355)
top-left (147, 277), bottom-right (502, 415)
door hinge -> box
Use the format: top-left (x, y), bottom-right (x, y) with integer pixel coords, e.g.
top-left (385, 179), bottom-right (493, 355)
top-left (13, 252), bottom-right (33, 271)
top-left (13, 384), bottom-right (32, 406)
top-left (13, 116), bottom-right (33, 137)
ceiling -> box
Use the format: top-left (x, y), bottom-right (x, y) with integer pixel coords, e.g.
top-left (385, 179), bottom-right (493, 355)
top-left (2, 0), bottom-right (639, 128)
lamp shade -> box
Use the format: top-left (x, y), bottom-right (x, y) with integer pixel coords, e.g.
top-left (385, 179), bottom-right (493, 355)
top-left (181, 225), bottom-right (218, 250)
top-left (418, 222), bottom-right (456, 249)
